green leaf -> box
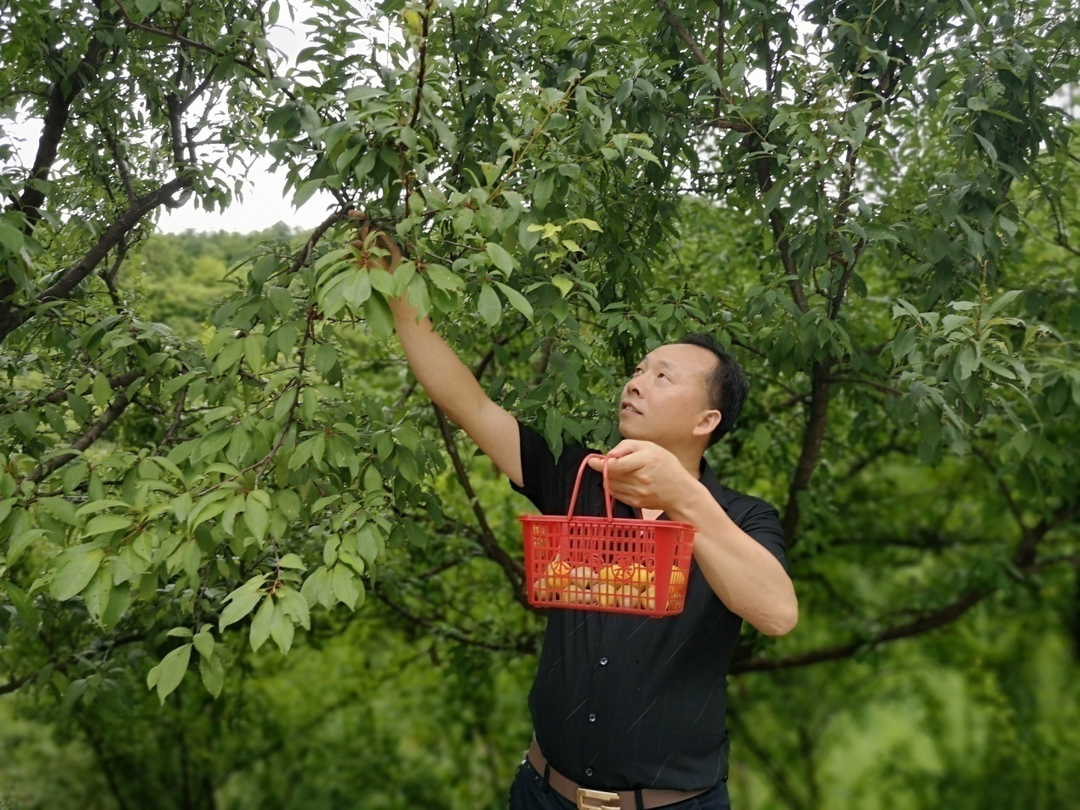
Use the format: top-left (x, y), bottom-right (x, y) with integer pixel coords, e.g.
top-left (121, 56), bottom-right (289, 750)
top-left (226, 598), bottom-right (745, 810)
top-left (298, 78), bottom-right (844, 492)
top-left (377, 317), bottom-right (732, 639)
top-left (84, 514), bottom-right (132, 537)
top-left (957, 345), bottom-right (978, 380)
top-left (331, 564), bottom-right (361, 610)
top-left (92, 373), bottom-right (112, 409)
top-left (278, 553), bottom-right (305, 569)
top-left (2, 581), bottom-right (40, 630)
top-left (364, 294), bottom-right (395, 339)
top-left (0, 498), bottom-right (14, 526)
top-left (343, 270), bottom-right (373, 308)
top-left (84, 566), bottom-right (114, 626)
top-left (363, 464), bottom-right (382, 493)
top-left (478, 283), bottom-right (501, 327)
top-left (249, 595), bottom-right (273, 652)
top-left (532, 172), bottom-right (554, 211)
top-left (100, 583), bottom-right (131, 632)
top-left (277, 586), bottom-right (311, 630)
top-left (494, 282), bottom-right (533, 321)
top-left (269, 602), bottom-right (295, 654)
top-left (199, 651), bottom-right (224, 698)
top-left (219, 576), bottom-right (267, 631)
top-left (244, 494), bottom-right (269, 541)
top-left (989, 289), bottom-right (1024, 315)
top-left (38, 497), bottom-right (79, 525)
top-left (426, 264), bottom-right (465, 291)
top-left (148, 643), bottom-right (191, 703)
top-left (193, 628), bottom-right (216, 659)
top-left (49, 547), bottom-right (105, 601)
top-left (486, 242), bottom-right (515, 275)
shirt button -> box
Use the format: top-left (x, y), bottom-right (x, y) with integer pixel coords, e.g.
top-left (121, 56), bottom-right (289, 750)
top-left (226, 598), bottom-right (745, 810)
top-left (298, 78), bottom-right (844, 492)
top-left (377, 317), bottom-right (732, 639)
top-left (599, 657), bottom-right (608, 666)
top-left (588, 713), bottom-right (596, 722)
top-left (585, 768), bottom-right (594, 777)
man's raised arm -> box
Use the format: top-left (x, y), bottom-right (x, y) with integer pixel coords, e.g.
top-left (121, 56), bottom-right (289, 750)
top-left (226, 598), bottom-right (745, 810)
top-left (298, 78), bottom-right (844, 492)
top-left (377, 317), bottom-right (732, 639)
top-left (351, 214), bottom-right (523, 487)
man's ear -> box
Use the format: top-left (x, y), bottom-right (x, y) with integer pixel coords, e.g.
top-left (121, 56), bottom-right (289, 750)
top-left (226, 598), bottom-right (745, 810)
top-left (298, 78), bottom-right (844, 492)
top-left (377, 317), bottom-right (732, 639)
top-left (692, 409), bottom-right (722, 439)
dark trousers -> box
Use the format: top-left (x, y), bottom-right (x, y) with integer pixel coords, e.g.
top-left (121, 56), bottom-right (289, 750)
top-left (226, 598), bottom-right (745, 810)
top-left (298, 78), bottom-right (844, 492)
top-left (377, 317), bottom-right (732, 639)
top-left (508, 758), bottom-right (732, 810)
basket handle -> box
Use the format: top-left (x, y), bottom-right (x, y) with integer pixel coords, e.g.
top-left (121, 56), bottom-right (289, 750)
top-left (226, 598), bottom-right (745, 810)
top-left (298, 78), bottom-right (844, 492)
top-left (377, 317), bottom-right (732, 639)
top-left (566, 453), bottom-right (614, 519)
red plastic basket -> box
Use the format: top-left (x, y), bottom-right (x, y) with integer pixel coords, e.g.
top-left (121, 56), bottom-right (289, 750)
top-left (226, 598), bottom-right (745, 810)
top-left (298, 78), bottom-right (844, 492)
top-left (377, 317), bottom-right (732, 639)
top-left (520, 454), bottom-right (696, 617)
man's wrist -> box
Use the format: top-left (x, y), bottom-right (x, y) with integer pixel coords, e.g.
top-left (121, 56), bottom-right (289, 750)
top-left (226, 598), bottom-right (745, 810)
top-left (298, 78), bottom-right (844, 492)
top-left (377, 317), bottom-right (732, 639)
top-left (663, 470), bottom-right (709, 522)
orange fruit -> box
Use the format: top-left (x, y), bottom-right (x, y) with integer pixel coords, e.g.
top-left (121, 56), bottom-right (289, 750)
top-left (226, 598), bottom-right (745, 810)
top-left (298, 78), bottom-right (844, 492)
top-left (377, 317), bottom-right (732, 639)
top-left (546, 558), bottom-right (571, 591)
top-left (570, 565), bottom-right (597, 589)
top-left (594, 582), bottom-right (618, 607)
top-left (641, 584), bottom-right (656, 612)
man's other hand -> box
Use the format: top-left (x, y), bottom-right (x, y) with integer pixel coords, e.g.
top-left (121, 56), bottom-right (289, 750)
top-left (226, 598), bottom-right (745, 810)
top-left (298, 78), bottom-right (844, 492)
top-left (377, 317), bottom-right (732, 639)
top-left (587, 441), bottom-right (696, 513)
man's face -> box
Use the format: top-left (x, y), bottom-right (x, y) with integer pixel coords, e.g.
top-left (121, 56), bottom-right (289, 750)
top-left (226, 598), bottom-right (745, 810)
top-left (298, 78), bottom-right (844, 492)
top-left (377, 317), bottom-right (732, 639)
top-left (618, 343), bottom-right (720, 448)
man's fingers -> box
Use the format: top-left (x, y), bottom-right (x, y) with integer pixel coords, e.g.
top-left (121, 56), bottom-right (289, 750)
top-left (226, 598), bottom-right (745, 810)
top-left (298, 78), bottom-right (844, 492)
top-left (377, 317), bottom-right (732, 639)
top-left (375, 231), bottom-right (402, 259)
top-left (587, 442), bottom-right (650, 473)
top-left (605, 453), bottom-right (649, 475)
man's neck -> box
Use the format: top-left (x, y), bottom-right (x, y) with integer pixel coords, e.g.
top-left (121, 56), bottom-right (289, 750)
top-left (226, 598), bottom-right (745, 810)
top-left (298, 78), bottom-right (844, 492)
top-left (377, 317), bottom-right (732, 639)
top-left (671, 446), bottom-right (705, 481)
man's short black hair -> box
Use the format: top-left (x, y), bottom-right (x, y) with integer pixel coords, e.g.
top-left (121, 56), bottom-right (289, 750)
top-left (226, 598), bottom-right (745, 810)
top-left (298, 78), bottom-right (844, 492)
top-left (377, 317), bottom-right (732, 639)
top-left (678, 333), bottom-right (749, 446)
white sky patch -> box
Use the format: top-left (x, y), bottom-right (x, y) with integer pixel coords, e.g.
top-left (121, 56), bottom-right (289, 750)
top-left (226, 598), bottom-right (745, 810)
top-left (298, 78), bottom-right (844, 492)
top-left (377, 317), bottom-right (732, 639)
top-left (158, 0), bottom-right (335, 234)
top-left (2, 0), bottom-right (336, 236)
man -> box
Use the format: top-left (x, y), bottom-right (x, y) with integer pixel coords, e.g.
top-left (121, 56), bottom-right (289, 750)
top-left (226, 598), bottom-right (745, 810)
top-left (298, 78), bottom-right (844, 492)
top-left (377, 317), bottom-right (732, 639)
top-left (351, 215), bottom-right (797, 809)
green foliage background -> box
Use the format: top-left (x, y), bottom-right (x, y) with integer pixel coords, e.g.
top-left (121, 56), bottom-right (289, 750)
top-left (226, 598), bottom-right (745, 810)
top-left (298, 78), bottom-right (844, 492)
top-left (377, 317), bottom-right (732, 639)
top-left (2, 0), bottom-right (1079, 807)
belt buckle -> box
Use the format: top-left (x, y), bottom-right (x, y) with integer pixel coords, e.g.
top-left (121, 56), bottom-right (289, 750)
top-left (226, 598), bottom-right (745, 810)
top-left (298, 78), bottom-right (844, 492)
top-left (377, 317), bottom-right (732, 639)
top-left (576, 787), bottom-right (621, 810)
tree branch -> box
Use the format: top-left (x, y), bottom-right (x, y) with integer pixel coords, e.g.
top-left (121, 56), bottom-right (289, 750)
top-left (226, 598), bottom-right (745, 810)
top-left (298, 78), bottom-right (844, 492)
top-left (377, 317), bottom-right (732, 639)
top-left (103, 128), bottom-right (137, 204)
top-left (408, 0), bottom-right (434, 130)
top-left (733, 587), bottom-right (986, 673)
top-left (655, 0), bottom-right (711, 68)
top-left (26, 382), bottom-right (141, 484)
top-left (113, 0), bottom-right (264, 78)
top-left (157, 385), bottom-right (189, 451)
top-left (30, 369), bottom-right (145, 407)
top-left (432, 405), bottom-right (526, 602)
top-left (1016, 500), bottom-right (1080, 569)
top-left (0, 633), bottom-right (145, 697)
top-left (0, 671), bottom-right (35, 696)
top-left (702, 115), bottom-right (754, 133)
top-left (44, 180), bottom-right (186, 300)
top-left (9, 29), bottom-right (108, 231)
top-left (288, 207), bottom-right (350, 276)
top-left (972, 445), bottom-right (1027, 539)
top-left (0, 176), bottom-right (191, 345)
top-left (736, 520), bottom-right (1080, 674)
top-left (713, 0), bottom-right (725, 119)
top-left (752, 150), bottom-right (809, 313)
top-left (372, 586), bottom-right (532, 653)
top-left (780, 362), bottom-right (831, 544)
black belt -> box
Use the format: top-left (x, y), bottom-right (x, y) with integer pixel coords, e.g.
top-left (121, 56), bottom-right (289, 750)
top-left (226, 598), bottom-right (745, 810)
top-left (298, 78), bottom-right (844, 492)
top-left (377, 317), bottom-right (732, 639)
top-left (527, 739), bottom-right (708, 810)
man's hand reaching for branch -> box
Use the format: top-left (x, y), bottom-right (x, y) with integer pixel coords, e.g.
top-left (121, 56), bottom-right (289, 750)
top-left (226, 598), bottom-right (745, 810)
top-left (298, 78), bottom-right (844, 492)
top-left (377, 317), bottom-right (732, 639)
top-left (348, 210), bottom-right (402, 276)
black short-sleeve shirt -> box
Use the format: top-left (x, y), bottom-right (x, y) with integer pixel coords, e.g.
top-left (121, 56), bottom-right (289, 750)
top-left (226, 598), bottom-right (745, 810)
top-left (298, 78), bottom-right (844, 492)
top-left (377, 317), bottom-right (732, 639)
top-left (511, 422), bottom-right (787, 791)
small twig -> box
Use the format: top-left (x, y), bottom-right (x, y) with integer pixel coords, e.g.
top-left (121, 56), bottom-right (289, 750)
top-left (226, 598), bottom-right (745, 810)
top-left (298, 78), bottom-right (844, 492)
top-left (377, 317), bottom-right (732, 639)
top-left (286, 207), bottom-right (350, 276)
top-left (432, 405), bottom-right (526, 600)
top-left (113, 0), bottom-right (264, 77)
top-left (103, 128), bottom-right (136, 203)
top-left (713, 0), bottom-right (726, 119)
top-left (157, 385), bottom-right (189, 451)
top-left (971, 445), bottom-right (1026, 537)
top-left (655, 0), bottom-right (712, 68)
top-left (26, 382), bottom-right (142, 484)
top-left (372, 586), bottom-right (529, 653)
top-left (408, 0), bottom-right (434, 130)
top-left (30, 369), bottom-right (144, 407)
